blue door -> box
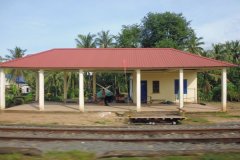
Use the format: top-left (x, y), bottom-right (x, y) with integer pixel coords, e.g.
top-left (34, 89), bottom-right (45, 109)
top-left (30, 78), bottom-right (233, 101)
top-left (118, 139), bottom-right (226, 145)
top-left (141, 80), bottom-right (147, 103)
top-left (174, 79), bottom-right (188, 94)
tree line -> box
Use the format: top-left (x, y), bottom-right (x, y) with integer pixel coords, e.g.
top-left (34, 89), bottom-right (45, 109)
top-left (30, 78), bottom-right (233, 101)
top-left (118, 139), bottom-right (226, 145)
top-left (3, 12), bottom-right (240, 105)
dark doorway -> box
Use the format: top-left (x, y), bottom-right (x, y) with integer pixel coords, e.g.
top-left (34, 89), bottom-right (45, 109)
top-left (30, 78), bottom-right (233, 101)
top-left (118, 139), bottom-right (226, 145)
top-left (141, 80), bottom-right (147, 103)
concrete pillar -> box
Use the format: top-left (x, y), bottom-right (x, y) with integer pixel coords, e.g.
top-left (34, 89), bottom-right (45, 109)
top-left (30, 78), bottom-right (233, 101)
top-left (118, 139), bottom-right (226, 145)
top-left (0, 68), bottom-right (5, 109)
top-left (136, 69), bottom-right (141, 112)
top-left (79, 69), bottom-right (84, 112)
top-left (92, 72), bottom-right (96, 98)
top-left (39, 69), bottom-right (44, 111)
top-left (35, 72), bottom-right (39, 102)
top-left (179, 69), bottom-right (184, 109)
top-left (64, 71), bottom-right (67, 103)
top-left (222, 68), bottom-right (227, 112)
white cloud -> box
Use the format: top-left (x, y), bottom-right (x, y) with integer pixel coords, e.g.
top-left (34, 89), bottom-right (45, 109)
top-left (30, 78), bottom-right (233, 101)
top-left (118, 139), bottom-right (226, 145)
top-left (195, 15), bottom-right (240, 48)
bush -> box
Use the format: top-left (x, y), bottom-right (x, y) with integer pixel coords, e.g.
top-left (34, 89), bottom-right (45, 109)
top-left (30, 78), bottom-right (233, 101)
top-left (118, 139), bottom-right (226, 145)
top-left (23, 93), bottom-right (34, 103)
top-left (212, 85), bottom-right (221, 101)
top-left (6, 94), bottom-right (14, 107)
top-left (211, 82), bottom-right (240, 101)
top-left (198, 90), bottom-right (213, 102)
top-left (13, 97), bottom-right (24, 105)
top-left (45, 94), bottom-right (63, 102)
top-left (227, 82), bottom-right (240, 101)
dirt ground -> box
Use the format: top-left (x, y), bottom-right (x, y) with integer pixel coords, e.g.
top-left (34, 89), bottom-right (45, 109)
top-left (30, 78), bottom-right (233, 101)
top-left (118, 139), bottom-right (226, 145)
top-left (0, 102), bottom-right (239, 126)
top-left (0, 111), bottom-right (126, 126)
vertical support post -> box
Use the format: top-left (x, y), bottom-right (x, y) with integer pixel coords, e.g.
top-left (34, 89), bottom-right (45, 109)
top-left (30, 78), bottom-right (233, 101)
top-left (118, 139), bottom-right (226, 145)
top-left (79, 69), bottom-right (84, 112)
top-left (92, 72), bottom-right (96, 99)
top-left (136, 69), bottom-right (141, 112)
top-left (222, 68), bottom-right (227, 112)
top-left (0, 68), bottom-right (5, 109)
top-left (39, 69), bottom-right (44, 111)
top-left (179, 69), bottom-right (184, 109)
top-left (64, 71), bottom-right (67, 104)
top-left (35, 72), bottom-right (39, 102)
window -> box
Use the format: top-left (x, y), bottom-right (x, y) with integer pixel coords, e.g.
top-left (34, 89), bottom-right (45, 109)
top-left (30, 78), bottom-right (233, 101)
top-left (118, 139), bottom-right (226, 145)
top-left (152, 81), bottom-right (159, 93)
top-left (174, 79), bottom-right (187, 94)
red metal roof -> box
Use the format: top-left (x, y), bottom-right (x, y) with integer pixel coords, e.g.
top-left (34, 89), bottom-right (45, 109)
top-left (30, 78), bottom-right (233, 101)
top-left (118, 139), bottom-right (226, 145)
top-left (0, 48), bottom-right (236, 69)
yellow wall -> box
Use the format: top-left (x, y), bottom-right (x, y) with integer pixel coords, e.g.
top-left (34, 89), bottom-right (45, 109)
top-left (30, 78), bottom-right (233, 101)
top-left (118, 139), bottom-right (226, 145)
top-left (132, 70), bottom-right (197, 103)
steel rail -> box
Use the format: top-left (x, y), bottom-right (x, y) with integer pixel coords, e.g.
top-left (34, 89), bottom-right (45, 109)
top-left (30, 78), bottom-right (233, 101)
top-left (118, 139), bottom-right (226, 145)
top-left (0, 136), bottom-right (239, 143)
top-left (0, 127), bottom-right (239, 134)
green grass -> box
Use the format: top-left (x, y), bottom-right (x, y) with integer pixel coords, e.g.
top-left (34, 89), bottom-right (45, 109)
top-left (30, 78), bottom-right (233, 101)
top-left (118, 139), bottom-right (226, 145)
top-left (1, 151), bottom-right (240, 160)
top-left (182, 117), bottom-right (210, 124)
top-left (0, 151), bottom-right (95, 160)
top-left (103, 153), bottom-right (240, 160)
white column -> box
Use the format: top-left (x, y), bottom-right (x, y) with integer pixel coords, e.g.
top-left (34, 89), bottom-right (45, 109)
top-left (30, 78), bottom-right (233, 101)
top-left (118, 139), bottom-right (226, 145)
top-left (92, 72), bottom-right (96, 98)
top-left (136, 69), bottom-right (141, 112)
top-left (79, 69), bottom-right (84, 112)
top-left (64, 71), bottom-right (67, 103)
top-left (39, 69), bottom-right (44, 111)
top-left (179, 69), bottom-right (184, 109)
top-left (0, 68), bottom-right (5, 109)
top-left (35, 72), bottom-right (39, 102)
top-left (222, 68), bottom-right (227, 112)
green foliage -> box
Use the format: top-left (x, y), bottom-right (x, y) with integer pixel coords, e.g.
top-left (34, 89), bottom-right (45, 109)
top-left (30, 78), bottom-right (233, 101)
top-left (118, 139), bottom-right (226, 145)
top-left (0, 151), bottom-right (95, 160)
top-left (141, 12), bottom-right (194, 49)
top-left (116, 24), bottom-right (141, 48)
top-left (5, 84), bottom-right (21, 107)
top-left (155, 39), bottom-right (178, 48)
top-left (75, 33), bottom-right (96, 48)
top-left (198, 40), bottom-right (240, 102)
top-left (5, 47), bottom-right (28, 85)
top-left (96, 72), bottom-right (128, 94)
top-left (1, 152), bottom-right (240, 160)
top-left (6, 94), bottom-right (14, 107)
top-left (96, 30), bottom-right (115, 48)
top-left (5, 46), bottom-right (26, 60)
top-left (13, 96), bottom-right (24, 105)
top-left (184, 117), bottom-right (209, 124)
top-left (227, 82), bottom-right (240, 101)
top-left (45, 71), bottom-right (64, 98)
top-left (23, 93), bottom-right (34, 103)
top-left (7, 84), bottom-right (20, 96)
top-left (185, 32), bottom-right (204, 55)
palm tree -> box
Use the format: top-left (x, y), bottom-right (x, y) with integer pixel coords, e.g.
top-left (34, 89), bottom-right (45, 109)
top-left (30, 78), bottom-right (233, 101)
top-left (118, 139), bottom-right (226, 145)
top-left (5, 47), bottom-right (27, 86)
top-left (186, 34), bottom-right (204, 55)
top-left (45, 72), bottom-right (64, 98)
top-left (5, 47), bottom-right (26, 60)
top-left (211, 44), bottom-right (225, 61)
top-left (96, 30), bottom-right (115, 48)
top-left (225, 40), bottom-right (240, 64)
top-left (75, 33), bottom-right (96, 48)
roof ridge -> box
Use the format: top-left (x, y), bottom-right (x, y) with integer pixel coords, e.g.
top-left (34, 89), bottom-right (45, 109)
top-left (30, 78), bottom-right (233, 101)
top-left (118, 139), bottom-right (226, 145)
top-left (169, 48), bottom-right (236, 67)
top-left (0, 49), bottom-right (55, 67)
top-left (52, 48), bottom-right (173, 50)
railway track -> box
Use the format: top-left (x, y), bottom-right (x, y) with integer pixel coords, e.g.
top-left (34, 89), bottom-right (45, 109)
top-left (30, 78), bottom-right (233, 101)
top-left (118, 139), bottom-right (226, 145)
top-left (0, 126), bottom-right (240, 143)
top-left (0, 126), bottom-right (239, 134)
top-left (0, 136), bottom-right (240, 143)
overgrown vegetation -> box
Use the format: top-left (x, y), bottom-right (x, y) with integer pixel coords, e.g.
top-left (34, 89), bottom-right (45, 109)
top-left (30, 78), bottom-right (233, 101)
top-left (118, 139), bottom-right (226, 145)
top-left (5, 84), bottom-right (34, 107)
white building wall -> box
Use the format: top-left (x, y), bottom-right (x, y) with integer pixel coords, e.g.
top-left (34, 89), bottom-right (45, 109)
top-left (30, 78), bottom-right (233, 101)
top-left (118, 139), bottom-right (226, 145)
top-left (132, 70), bottom-right (197, 103)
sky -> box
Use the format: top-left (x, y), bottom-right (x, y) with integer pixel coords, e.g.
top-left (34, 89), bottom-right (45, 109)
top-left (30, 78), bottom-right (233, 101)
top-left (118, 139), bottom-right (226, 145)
top-left (0, 0), bottom-right (240, 56)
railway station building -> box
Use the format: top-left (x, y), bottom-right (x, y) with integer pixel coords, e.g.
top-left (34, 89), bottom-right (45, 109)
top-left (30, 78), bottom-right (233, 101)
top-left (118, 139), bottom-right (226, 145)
top-left (0, 48), bottom-right (236, 112)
